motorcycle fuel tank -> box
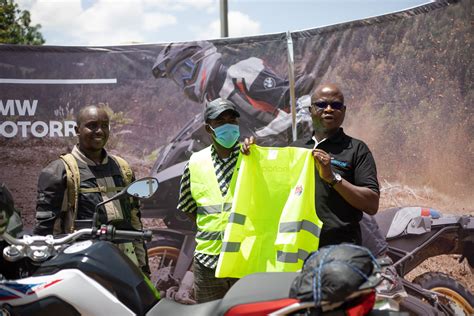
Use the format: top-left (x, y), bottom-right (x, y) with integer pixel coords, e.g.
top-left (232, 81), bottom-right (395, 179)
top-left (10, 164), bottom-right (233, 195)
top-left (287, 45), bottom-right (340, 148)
top-left (34, 240), bottom-right (158, 315)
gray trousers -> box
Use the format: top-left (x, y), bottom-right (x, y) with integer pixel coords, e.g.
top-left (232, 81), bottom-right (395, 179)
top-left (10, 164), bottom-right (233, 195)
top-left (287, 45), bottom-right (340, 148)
top-left (193, 259), bottom-right (238, 303)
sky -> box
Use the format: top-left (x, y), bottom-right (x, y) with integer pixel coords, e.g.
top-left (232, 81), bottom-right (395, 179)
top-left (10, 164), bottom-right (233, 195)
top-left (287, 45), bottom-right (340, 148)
top-left (16, 0), bottom-right (432, 46)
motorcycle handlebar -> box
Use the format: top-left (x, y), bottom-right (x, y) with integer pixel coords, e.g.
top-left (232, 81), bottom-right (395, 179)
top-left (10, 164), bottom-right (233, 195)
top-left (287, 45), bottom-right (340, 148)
top-left (55, 228), bottom-right (94, 244)
top-left (1, 226), bottom-right (152, 246)
top-left (113, 229), bottom-right (153, 242)
top-left (1, 229), bottom-right (94, 246)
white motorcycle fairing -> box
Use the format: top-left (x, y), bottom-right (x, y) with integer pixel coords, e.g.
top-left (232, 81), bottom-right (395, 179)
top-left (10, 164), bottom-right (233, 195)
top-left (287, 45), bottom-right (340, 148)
top-left (1, 269), bottom-right (135, 315)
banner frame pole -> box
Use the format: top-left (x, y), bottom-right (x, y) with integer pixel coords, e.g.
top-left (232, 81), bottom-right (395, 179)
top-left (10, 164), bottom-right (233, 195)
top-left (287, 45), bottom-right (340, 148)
top-left (286, 31), bottom-right (297, 142)
top-left (220, 0), bottom-right (229, 38)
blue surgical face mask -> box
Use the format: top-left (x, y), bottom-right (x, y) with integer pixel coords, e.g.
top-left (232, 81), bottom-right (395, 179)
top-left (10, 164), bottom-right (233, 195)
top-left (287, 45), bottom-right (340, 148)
top-left (208, 123), bottom-right (240, 148)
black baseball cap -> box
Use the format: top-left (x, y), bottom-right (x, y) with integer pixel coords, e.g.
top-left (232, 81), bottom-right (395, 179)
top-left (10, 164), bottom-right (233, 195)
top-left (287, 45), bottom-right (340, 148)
top-left (204, 98), bottom-right (240, 121)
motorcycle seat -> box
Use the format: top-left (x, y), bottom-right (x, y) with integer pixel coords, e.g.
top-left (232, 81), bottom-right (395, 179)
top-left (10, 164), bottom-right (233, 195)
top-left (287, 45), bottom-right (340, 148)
top-left (148, 298), bottom-right (221, 316)
top-left (148, 272), bottom-right (298, 315)
top-left (374, 207), bottom-right (401, 238)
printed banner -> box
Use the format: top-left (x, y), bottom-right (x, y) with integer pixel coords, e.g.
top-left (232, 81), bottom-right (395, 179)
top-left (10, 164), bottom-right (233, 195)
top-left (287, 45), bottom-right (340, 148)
top-left (0, 0), bottom-right (471, 299)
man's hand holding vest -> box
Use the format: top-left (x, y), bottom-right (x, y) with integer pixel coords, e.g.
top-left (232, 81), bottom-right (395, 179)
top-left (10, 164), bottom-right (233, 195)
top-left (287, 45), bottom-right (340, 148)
top-left (241, 136), bottom-right (255, 155)
top-left (312, 149), bottom-right (334, 184)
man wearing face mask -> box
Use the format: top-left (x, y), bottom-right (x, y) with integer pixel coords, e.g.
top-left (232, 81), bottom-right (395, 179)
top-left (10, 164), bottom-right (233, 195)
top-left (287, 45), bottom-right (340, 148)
top-left (177, 98), bottom-right (245, 303)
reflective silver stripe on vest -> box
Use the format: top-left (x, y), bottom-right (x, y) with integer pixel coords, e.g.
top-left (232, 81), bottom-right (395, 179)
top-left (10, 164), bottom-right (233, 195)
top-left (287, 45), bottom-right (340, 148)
top-left (279, 220), bottom-right (321, 238)
top-left (277, 249), bottom-right (309, 263)
top-left (228, 213), bottom-right (246, 225)
top-left (196, 202), bottom-right (233, 215)
top-left (221, 241), bottom-right (240, 252)
top-left (196, 230), bottom-right (222, 240)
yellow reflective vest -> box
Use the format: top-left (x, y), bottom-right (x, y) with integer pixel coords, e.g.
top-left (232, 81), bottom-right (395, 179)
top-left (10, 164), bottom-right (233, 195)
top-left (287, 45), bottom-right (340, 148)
top-left (188, 146), bottom-right (242, 256)
top-left (216, 145), bottom-right (323, 278)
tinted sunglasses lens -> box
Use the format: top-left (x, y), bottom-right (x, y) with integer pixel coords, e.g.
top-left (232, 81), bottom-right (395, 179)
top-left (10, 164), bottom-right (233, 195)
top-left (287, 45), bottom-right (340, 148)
top-left (331, 102), bottom-right (344, 110)
top-left (314, 102), bottom-right (328, 109)
top-left (313, 102), bottom-right (344, 110)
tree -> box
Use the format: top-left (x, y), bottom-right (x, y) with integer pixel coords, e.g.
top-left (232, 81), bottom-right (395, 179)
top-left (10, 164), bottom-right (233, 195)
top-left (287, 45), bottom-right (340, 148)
top-left (0, 0), bottom-right (45, 45)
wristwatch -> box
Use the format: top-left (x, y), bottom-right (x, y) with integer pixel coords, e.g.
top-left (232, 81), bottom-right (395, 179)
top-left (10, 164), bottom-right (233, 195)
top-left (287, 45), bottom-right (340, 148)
top-left (329, 172), bottom-right (342, 187)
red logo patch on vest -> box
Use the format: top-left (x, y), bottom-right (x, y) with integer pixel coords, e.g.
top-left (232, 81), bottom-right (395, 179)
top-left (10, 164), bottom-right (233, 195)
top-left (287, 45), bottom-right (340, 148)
top-left (294, 185), bottom-right (303, 196)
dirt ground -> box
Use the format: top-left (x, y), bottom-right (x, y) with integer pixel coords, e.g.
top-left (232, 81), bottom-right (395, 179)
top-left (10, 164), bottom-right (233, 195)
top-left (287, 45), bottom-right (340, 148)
top-left (1, 142), bottom-right (472, 293)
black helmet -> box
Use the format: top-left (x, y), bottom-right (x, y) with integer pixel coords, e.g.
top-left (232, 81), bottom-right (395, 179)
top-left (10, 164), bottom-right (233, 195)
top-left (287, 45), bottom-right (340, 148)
top-left (152, 41), bottom-right (222, 103)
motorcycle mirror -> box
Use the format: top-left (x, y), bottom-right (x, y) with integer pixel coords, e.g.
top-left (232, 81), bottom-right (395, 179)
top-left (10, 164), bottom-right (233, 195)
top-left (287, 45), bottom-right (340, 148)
top-left (92, 177), bottom-right (159, 227)
top-left (126, 177), bottom-right (159, 199)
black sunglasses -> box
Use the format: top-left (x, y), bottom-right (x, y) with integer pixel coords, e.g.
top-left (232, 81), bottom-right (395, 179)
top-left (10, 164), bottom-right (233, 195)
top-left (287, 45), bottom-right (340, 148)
top-left (311, 101), bottom-right (345, 110)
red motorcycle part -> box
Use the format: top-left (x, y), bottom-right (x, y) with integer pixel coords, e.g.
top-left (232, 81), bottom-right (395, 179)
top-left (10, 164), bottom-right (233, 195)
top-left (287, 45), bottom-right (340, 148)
top-left (224, 298), bottom-right (299, 316)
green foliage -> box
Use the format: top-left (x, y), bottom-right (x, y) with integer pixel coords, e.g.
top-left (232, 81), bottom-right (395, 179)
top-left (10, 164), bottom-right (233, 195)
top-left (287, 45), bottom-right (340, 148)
top-left (0, 0), bottom-right (45, 45)
top-left (100, 103), bottom-right (134, 128)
